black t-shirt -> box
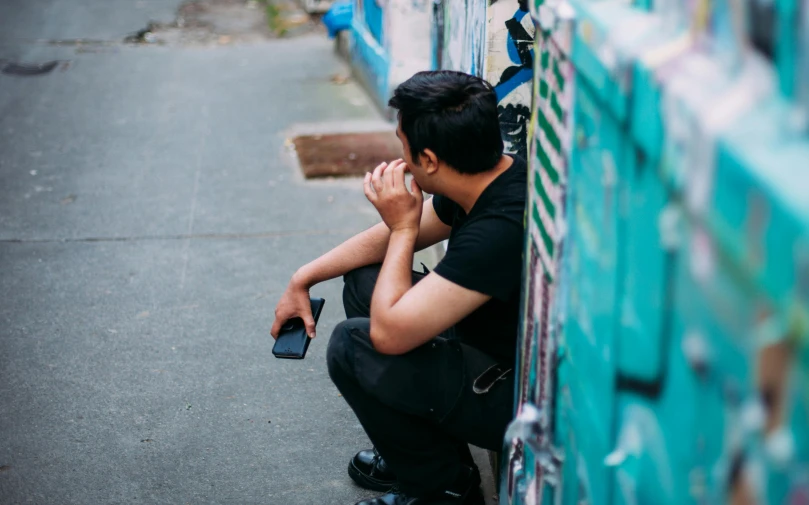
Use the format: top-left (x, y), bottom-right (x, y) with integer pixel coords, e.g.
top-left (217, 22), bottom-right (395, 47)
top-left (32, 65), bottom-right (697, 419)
top-left (432, 155), bottom-right (526, 365)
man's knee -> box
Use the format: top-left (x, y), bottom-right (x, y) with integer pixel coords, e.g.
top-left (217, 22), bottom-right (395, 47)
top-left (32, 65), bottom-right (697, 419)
top-left (342, 265), bottom-right (381, 318)
top-left (343, 264), bottom-right (382, 289)
top-left (326, 317), bottom-right (371, 380)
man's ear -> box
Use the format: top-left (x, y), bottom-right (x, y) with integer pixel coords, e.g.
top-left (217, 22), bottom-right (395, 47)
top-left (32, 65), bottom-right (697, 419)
top-left (420, 149), bottom-right (439, 175)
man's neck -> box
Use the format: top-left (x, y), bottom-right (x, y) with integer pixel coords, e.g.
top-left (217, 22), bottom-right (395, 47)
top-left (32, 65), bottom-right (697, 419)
top-left (441, 155), bottom-right (514, 214)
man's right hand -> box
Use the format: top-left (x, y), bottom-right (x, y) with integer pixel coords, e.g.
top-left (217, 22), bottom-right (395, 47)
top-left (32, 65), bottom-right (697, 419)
top-left (270, 274), bottom-right (316, 340)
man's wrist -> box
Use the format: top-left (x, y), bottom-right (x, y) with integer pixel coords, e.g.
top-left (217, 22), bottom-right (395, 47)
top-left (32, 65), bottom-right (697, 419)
top-left (291, 267), bottom-right (314, 289)
top-left (389, 226), bottom-right (419, 241)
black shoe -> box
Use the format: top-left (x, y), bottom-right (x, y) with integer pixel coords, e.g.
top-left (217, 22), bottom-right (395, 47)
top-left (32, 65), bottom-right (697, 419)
top-left (354, 465), bottom-right (484, 505)
top-left (348, 448), bottom-right (397, 492)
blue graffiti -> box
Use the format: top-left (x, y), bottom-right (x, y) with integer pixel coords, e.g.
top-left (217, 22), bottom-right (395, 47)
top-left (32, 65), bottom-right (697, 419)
top-left (495, 67), bottom-right (533, 102)
top-left (493, 7), bottom-right (534, 159)
top-left (494, 8), bottom-right (534, 102)
top-left (363, 0), bottom-right (384, 44)
top-left (506, 9), bottom-right (529, 62)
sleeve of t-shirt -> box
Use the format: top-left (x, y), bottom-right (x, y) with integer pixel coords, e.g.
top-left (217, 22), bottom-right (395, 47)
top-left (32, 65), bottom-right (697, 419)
top-left (433, 216), bottom-right (523, 301)
top-left (431, 195), bottom-right (457, 226)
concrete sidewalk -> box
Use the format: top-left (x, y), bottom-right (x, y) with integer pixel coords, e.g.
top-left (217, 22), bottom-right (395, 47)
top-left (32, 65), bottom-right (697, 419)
top-left (0, 1), bottom-right (496, 503)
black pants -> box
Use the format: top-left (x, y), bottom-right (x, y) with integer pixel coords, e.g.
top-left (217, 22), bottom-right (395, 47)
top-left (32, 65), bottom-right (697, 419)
top-left (326, 264), bottom-right (514, 497)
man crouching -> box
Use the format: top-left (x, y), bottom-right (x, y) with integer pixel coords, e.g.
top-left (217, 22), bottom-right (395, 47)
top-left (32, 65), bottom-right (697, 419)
top-left (272, 70), bottom-right (526, 505)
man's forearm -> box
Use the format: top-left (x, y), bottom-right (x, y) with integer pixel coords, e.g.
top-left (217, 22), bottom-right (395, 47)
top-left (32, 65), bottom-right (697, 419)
top-left (293, 198), bottom-right (445, 289)
top-left (293, 222), bottom-right (391, 287)
top-left (369, 228), bottom-right (418, 319)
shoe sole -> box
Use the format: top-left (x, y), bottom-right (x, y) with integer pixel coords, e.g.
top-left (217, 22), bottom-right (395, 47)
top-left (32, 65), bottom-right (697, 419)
top-left (347, 460), bottom-right (396, 492)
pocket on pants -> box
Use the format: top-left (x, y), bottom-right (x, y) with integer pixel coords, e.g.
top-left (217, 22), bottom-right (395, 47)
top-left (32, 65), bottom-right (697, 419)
top-left (353, 336), bottom-right (465, 423)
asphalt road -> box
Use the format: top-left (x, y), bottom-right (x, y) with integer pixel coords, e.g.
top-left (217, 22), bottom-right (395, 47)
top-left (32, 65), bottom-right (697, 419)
top-left (0, 1), bottom-right (395, 503)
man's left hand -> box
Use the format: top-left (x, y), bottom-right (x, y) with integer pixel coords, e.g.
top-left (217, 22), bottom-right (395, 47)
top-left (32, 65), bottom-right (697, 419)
top-left (364, 159), bottom-right (423, 233)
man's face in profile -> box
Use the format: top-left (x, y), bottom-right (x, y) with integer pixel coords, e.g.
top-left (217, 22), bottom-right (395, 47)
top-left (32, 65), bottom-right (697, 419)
top-left (395, 123), bottom-right (433, 194)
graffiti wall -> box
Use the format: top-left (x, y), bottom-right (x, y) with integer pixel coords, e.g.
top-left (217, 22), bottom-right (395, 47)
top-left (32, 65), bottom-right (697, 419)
top-left (386, 0), bottom-right (434, 100)
top-left (348, 0), bottom-right (433, 113)
top-left (433, 0), bottom-right (487, 76)
top-left (484, 0), bottom-right (534, 160)
top-left (433, 0), bottom-right (535, 158)
top-left (347, 0), bottom-right (535, 154)
top-left (501, 0), bottom-right (809, 502)
top-left (513, 19), bottom-right (575, 421)
top-left (497, 5), bottom-right (576, 500)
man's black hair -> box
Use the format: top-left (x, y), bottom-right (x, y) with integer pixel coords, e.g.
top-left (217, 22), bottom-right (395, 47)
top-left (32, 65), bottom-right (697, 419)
top-left (388, 71), bottom-right (504, 175)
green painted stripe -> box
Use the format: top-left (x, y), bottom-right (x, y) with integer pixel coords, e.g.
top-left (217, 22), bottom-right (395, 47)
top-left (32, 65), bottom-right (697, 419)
top-left (534, 168), bottom-right (556, 219)
top-left (537, 108), bottom-right (561, 153)
top-left (535, 137), bottom-right (560, 184)
top-left (532, 202), bottom-right (555, 257)
top-left (553, 59), bottom-right (565, 92)
top-left (541, 50), bottom-right (549, 70)
top-left (550, 90), bottom-right (564, 123)
top-left (539, 79), bottom-right (549, 99)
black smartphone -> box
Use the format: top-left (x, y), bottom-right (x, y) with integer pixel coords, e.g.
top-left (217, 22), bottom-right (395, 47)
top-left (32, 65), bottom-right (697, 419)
top-left (272, 298), bottom-right (325, 359)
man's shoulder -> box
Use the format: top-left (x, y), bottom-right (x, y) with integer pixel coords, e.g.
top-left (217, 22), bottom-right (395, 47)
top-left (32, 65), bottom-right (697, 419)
top-left (501, 155), bottom-right (529, 191)
top-left (452, 202), bottom-right (524, 246)
top-left (472, 158), bottom-right (527, 224)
